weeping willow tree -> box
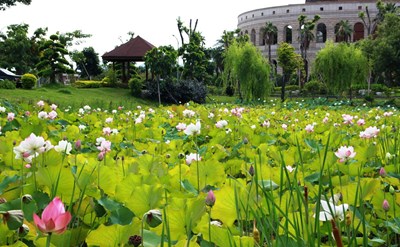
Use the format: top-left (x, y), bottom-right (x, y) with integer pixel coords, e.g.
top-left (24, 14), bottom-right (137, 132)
top-left (313, 41), bottom-right (368, 100)
top-left (223, 41), bottom-right (272, 101)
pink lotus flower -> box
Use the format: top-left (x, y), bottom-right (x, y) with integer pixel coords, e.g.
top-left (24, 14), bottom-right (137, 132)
top-left (176, 123), bottom-right (187, 131)
top-left (342, 114), bottom-right (353, 125)
top-left (304, 124), bottom-right (314, 133)
top-left (185, 153), bottom-right (201, 165)
top-left (7, 112), bottom-right (15, 121)
top-left (50, 104), bottom-right (58, 110)
top-left (33, 197), bottom-right (71, 234)
top-left (335, 146), bottom-right (356, 163)
top-left (37, 100), bottom-right (45, 108)
top-left (359, 126), bottom-right (380, 139)
top-left (357, 119), bottom-right (365, 126)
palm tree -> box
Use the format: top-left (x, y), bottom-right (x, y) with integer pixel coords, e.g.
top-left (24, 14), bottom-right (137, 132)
top-left (335, 20), bottom-right (353, 43)
top-left (261, 22), bottom-right (277, 64)
top-left (298, 14), bottom-right (320, 83)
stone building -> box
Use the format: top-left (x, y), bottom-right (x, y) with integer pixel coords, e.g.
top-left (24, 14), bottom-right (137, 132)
top-left (237, 0), bottom-right (398, 71)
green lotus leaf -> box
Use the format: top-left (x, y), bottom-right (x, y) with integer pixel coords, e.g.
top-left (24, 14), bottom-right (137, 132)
top-left (160, 197), bottom-right (206, 241)
top-left (85, 218), bottom-right (141, 246)
top-left (115, 176), bottom-right (164, 216)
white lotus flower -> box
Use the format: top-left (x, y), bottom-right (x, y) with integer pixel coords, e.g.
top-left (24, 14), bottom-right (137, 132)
top-left (315, 200), bottom-right (349, 221)
top-left (54, 140), bottom-right (72, 155)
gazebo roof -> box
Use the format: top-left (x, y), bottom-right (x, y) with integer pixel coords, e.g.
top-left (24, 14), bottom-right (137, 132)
top-left (102, 35), bottom-right (155, 62)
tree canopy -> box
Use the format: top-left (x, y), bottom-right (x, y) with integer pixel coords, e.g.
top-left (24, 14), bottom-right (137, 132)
top-left (224, 41), bottom-right (272, 101)
top-left (0, 0), bottom-right (30, 10)
top-left (313, 41), bottom-right (368, 99)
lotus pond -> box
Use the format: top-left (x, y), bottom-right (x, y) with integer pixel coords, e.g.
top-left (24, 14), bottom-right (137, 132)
top-left (0, 99), bottom-right (399, 247)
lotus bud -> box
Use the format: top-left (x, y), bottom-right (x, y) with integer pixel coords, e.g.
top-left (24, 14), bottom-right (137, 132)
top-left (121, 156), bottom-right (125, 161)
top-left (128, 235), bottom-right (142, 247)
top-left (97, 152), bottom-right (105, 161)
top-left (22, 194), bottom-right (33, 204)
top-left (345, 212), bottom-right (352, 226)
top-left (253, 220), bottom-right (260, 244)
top-left (143, 209), bottom-right (162, 228)
top-left (243, 137), bottom-right (249, 144)
top-left (379, 167), bottom-right (387, 177)
top-left (248, 165), bottom-right (255, 177)
top-left (389, 186), bottom-right (395, 195)
top-left (75, 139), bottom-right (81, 150)
top-left (3, 210), bottom-right (24, 230)
top-left (18, 224), bottom-right (29, 237)
top-left (205, 190), bottom-right (216, 207)
top-left (0, 197), bottom-right (7, 204)
top-left (382, 199), bottom-right (390, 212)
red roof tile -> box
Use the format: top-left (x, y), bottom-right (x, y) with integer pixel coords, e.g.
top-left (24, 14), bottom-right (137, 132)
top-left (102, 35), bottom-right (156, 62)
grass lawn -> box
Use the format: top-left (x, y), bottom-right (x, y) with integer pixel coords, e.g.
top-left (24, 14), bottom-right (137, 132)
top-left (0, 86), bottom-right (157, 110)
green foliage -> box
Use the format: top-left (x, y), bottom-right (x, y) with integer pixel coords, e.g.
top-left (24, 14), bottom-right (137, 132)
top-left (368, 14), bottom-right (400, 86)
top-left (143, 79), bottom-right (207, 104)
top-left (0, 0), bottom-right (31, 11)
top-left (71, 47), bottom-right (102, 79)
top-left (313, 41), bottom-right (369, 99)
top-left (0, 79), bottom-right (16, 89)
top-left (36, 34), bottom-right (74, 83)
top-left (304, 80), bottom-right (327, 95)
top-left (73, 80), bottom-right (103, 88)
top-left (224, 41), bottom-right (273, 100)
top-left (20, 73), bottom-right (37, 89)
top-left (128, 77), bottom-right (143, 97)
top-left (145, 45), bottom-right (177, 80)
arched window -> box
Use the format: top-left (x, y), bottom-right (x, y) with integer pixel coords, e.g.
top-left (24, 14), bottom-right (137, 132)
top-left (353, 22), bottom-right (364, 42)
top-left (251, 29), bottom-right (256, 45)
top-left (284, 25), bottom-right (292, 43)
top-left (316, 23), bottom-right (327, 43)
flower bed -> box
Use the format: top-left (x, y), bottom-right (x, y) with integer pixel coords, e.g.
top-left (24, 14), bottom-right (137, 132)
top-left (0, 100), bottom-right (399, 246)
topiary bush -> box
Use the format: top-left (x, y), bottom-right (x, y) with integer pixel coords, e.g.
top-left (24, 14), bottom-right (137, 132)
top-left (0, 79), bottom-right (16, 89)
top-left (21, 73), bottom-right (37, 89)
top-left (128, 77), bottom-right (143, 97)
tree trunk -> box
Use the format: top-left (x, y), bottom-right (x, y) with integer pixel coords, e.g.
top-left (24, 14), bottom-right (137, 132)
top-left (281, 74), bottom-right (286, 102)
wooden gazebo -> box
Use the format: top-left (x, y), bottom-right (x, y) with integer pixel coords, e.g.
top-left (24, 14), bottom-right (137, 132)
top-left (102, 35), bottom-right (155, 83)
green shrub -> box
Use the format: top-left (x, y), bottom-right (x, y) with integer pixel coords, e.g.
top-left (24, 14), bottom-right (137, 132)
top-left (370, 83), bottom-right (389, 93)
top-left (74, 80), bottom-right (103, 88)
top-left (143, 79), bottom-right (207, 104)
top-left (21, 73), bottom-right (37, 89)
top-left (0, 79), bottom-right (16, 89)
top-left (128, 77), bottom-right (143, 97)
top-left (285, 85), bottom-right (300, 91)
top-left (207, 85), bottom-right (224, 95)
top-left (304, 80), bottom-right (327, 94)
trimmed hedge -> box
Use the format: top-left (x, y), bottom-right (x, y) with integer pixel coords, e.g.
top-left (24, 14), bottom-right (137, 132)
top-left (0, 79), bottom-right (16, 89)
top-left (21, 74), bottom-right (37, 89)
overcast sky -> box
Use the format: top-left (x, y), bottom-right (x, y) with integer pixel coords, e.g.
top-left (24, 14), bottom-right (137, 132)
top-left (0, 0), bottom-right (304, 58)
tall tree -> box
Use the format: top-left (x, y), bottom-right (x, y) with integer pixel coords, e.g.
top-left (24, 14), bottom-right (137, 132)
top-left (335, 20), bottom-right (352, 43)
top-left (176, 18), bottom-right (211, 82)
top-left (224, 41), bottom-right (273, 101)
top-left (277, 42), bottom-right (303, 102)
top-left (0, 0), bottom-right (31, 10)
top-left (0, 24), bottom-right (46, 74)
top-left (359, 0), bottom-right (398, 37)
top-left (71, 47), bottom-right (102, 79)
top-left (298, 14), bottom-right (320, 83)
top-left (145, 45), bottom-right (177, 105)
top-left (261, 22), bottom-right (278, 64)
top-left (36, 34), bottom-right (74, 83)
top-left (313, 41), bottom-right (368, 100)
top-left (367, 13), bottom-right (400, 86)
